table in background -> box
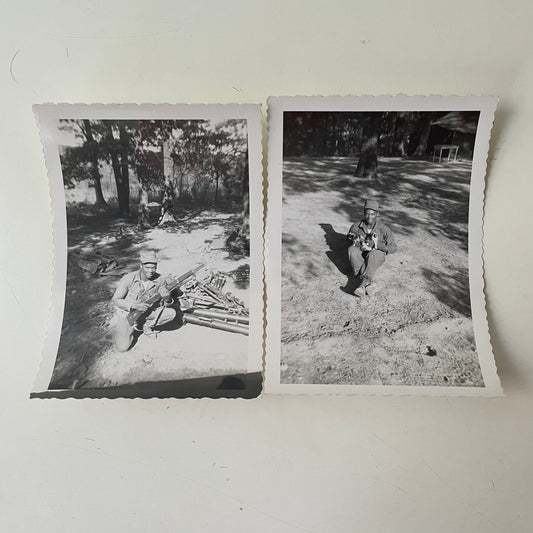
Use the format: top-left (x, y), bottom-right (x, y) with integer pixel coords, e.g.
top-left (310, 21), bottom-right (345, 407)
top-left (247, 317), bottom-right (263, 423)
top-left (432, 144), bottom-right (459, 162)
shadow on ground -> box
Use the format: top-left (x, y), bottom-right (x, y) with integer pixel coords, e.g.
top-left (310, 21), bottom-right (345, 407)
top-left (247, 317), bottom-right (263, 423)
top-left (50, 207), bottom-right (246, 390)
top-left (421, 266), bottom-right (472, 318)
top-left (282, 233), bottom-right (320, 282)
top-left (319, 223), bottom-right (352, 276)
top-left (280, 155), bottom-right (482, 386)
top-left (33, 372), bottom-right (262, 399)
top-left (284, 156), bottom-right (471, 251)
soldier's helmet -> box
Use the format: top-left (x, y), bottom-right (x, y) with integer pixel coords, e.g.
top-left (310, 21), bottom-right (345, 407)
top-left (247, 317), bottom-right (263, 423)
top-left (364, 199), bottom-right (379, 212)
top-left (140, 251), bottom-right (158, 264)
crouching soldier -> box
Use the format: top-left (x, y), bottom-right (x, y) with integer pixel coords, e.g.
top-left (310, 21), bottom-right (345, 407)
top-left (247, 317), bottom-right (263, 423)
top-left (112, 251), bottom-right (176, 351)
top-left (347, 199), bottom-right (397, 297)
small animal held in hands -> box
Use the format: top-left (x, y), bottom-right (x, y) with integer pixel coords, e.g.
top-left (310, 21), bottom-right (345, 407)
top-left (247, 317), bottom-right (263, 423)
top-left (348, 231), bottom-right (378, 252)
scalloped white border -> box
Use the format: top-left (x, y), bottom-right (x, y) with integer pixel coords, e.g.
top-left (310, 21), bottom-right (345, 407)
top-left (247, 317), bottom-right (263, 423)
top-left (265, 95), bottom-right (502, 396)
top-left (32, 103), bottom-right (264, 397)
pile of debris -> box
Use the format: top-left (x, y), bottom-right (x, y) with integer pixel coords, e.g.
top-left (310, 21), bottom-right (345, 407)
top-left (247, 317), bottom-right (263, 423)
top-left (70, 251), bottom-right (122, 276)
top-left (179, 271), bottom-right (249, 335)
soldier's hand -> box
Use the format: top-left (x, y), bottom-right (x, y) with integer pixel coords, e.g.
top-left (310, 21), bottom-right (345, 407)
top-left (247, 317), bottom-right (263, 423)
top-left (371, 235), bottom-right (378, 249)
top-left (158, 286), bottom-right (171, 299)
top-left (131, 301), bottom-right (150, 312)
top-left (361, 242), bottom-right (372, 252)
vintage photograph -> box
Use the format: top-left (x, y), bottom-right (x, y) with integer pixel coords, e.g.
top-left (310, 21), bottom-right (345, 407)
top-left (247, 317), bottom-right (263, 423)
top-left (266, 96), bottom-right (501, 395)
top-left (32, 104), bottom-right (263, 398)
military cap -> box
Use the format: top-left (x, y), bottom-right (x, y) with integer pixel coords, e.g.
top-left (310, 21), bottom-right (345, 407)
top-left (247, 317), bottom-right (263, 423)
top-left (140, 250), bottom-right (158, 264)
top-left (364, 199), bottom-right (379, 212)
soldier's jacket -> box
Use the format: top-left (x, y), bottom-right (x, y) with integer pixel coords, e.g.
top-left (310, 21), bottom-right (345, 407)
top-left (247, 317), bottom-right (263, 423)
top-left (347, 219), bottom-right (398, 254)
top-left (112, 269), bottom-right (162, 316)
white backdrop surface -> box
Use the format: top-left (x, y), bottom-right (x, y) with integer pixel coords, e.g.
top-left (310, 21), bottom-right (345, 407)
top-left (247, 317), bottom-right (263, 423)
top-left (1, 2), bottom-right (532, 532)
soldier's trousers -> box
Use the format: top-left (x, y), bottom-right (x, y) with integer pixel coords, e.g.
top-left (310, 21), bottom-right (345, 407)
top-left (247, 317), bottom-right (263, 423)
top-left (114, 307), bottom-right (177, 352)
top-left (348, 247), bottom-right (386, 282)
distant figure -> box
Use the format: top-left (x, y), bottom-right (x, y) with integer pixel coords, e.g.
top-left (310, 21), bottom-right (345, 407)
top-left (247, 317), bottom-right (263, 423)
top-left (347, 199), bottom-right (397, 297)
top-left (112, 251), bottom-right (176, 351)
top-left (157, 186), bottom-right (176, 225)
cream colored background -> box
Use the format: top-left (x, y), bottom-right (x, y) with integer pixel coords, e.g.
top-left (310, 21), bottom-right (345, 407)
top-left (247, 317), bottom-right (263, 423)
top-left (1, 2), bottom-right (532, 532)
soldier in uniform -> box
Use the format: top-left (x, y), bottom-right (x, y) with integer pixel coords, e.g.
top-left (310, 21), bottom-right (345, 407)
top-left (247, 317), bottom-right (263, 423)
top-left (347, 199), bottom-right (397, 297)
top-left (112, 251), bottom-right (176, 352)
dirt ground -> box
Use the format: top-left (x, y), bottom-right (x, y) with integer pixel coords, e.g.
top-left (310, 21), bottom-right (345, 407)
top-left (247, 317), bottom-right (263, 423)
top-left (51, 209), bottom-right (250, 391)
top-left (280, 156), bottom-right (484, 387)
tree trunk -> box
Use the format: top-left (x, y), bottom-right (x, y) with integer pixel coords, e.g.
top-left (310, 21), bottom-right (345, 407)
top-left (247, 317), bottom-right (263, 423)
top-left (355, 113), bottom-right (379, 179)
top-left (162, 140), bottom-right (173, 189)
top-left (180, 170), bottom-right (184, 199)
top-left (226, 160), bottom-right (249, 259)
top-left (323, 113), bottom-right (330, 156)
top-left (82, 119), bottom-right (107, 207)
top-left (137, 180), bottom-right (150, 228)
top-left (243, 160), bottom-right (249, 197)
top-left (312, 114), bottom-right (327, 156)
top-left (227, 192), bottom-right (250, 259)
top-left (239, 191), bottom-right (250, 245)
top-left (118, 124), bottom-right (130, 215)
top-left (392, 112), bottom-right (409, 157)
top-left (105, 123), bottom-right (129, 216)
top-left (413, 113), bottom-right (433, 156)
top-left (158, 140), bottom-right (176, 225)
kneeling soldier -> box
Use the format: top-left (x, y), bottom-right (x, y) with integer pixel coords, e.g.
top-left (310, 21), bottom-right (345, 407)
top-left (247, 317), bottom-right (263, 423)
top-left (347, 199), bottom-right (397, 297)
top-left (112, 251), bottom-right (176, 351)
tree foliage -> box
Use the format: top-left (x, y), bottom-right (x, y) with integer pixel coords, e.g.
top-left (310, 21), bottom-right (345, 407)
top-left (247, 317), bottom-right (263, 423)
top-left (283, 111), bottom-right (479, 178)
top-left (58, 118), bottom-right (249, 219)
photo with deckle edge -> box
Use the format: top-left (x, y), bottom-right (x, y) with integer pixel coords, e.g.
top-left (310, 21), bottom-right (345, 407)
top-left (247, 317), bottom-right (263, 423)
top-left (48, 117), bottom-right (256, 397)
top-left (281, 110), bottom-right (484, 387)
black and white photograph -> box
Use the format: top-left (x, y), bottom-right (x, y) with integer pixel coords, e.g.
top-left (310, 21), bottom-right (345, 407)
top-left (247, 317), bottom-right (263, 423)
top-left (32, 104), bottom-right (263, 398)
top-left (266, 96), bottom-right (501, 395)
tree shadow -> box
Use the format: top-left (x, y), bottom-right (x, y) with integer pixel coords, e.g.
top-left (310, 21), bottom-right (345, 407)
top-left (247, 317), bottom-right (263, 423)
top-left (52, 207), bottom-right (245, 389)
top-left (169, 212), bottom-right (240, 234)
top-left (283, 157), bottom-right (360, 196)
top-left (420, 266), bottom-right (472, 318)
top-left (284, 156), bottom-right (471, 252)
top-left (67, 211), bottom-right (154, 273)
top-left (282, 233), bottom-right (317, 283)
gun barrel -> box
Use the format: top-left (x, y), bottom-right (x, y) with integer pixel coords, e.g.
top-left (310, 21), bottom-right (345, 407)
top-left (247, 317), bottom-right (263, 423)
top-left (182, 314), bottom-right (249, 335)
top-left (176, 263), bottom-right (205, 284)
top-left (125, 264), bottom-right (204, 326)
top-left (186, 308), bottom-right (249, 324)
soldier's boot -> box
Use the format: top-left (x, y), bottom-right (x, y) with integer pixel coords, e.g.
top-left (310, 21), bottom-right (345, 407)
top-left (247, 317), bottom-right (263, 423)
top-left (354, 286), bottom-right (365, 298)
top-left (365, 279), bottom-right (379, 296)
top-left (354, 276), bottom-right (370, 298)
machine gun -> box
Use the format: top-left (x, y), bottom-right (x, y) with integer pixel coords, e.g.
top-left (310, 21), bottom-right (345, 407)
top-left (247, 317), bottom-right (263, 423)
top-left (126, 264), bottom-right (204, 326)
top-left (179, 272), bottom-right (250, 335)
top-left (125, 265), bottom-right (250, 336)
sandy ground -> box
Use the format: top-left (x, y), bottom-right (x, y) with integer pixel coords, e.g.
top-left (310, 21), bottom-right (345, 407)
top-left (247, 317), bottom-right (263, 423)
top-left (51, 210), bottom-right (250, 390)
top-left (280, 156), bottom-right (484, 387)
